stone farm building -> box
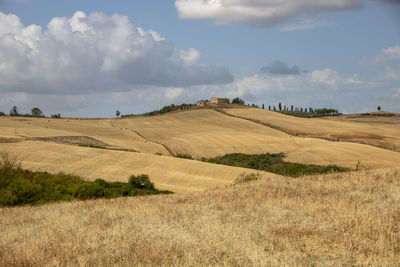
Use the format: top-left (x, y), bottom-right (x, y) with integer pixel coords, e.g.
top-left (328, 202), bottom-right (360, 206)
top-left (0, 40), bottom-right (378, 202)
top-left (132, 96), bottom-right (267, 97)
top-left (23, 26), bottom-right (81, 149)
top-left (210, 97), bottom-right (230, 104)
top-left (196, 100), bottom-right (209, 107)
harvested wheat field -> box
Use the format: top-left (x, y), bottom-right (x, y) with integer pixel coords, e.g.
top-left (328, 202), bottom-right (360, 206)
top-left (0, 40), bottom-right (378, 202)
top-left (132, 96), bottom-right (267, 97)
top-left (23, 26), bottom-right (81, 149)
top-left (1, 109), bottom-right (400, 266)
top-left (1, 109), bottom-right (400, 178)
top-left (221, 108), bottom-right (400, 152)
top-left (1, 168), bottom-right (399, 266)
top-left (0, 141), bottom-right (281, 193)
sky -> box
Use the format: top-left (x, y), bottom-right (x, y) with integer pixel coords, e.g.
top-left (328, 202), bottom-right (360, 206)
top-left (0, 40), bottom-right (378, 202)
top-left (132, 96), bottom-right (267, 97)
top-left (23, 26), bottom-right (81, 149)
top-left (0, 0), bottom-right (399, 117)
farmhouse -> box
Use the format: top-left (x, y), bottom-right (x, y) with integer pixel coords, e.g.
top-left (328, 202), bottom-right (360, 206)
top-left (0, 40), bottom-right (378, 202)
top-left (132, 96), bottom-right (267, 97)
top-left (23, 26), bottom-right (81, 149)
top-left (196, 100), bottom-right (209, 107)
top-left (210, 97), bottom-right (230, 104)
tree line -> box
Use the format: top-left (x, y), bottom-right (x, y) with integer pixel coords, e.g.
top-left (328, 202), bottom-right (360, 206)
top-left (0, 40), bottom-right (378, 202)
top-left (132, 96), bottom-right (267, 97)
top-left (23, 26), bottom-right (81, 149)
top-left (1, 106), bottom-right (61, 118)
top-left (266, 103), bottom-right (340, 115)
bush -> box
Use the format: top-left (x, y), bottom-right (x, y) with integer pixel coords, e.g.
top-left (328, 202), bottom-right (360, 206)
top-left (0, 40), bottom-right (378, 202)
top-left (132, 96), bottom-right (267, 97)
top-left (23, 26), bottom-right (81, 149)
top-left (127, 174), bottom-right (155, 190)
top-left (176, 153), bottom-right (193, 160)
top-left (205, 153), bottom-right (348, 177)
top-left (0, 160), bottom-right (172, 206)
top-left (0, 151), bottom-right (21, 169)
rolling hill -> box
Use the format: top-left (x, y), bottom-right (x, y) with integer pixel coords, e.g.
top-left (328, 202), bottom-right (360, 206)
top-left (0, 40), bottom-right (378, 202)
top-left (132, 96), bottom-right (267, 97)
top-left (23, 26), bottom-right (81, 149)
top-left (1, 107), bottom-right (400, 192)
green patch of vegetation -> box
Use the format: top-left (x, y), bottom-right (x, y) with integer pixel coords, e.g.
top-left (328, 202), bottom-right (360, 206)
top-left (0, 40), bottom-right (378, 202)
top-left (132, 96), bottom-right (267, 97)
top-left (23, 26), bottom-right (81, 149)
top-left (0, 154), bottom-right (172, 206)
top-left (203, 153), bottom-right (348, 177)
top-left (277, 110), bottom-right (342, 118)
top-left (360, 112), bottom-right (395, 117)
top-left (175, 153), bottom-right (194, 159)
top-left (121, 103), bottom-right (195, 117)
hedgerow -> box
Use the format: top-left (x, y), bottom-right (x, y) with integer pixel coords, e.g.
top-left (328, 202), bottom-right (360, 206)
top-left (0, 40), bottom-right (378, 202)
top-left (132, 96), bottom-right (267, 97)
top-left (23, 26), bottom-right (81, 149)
top-left (0, 163), bottom-right (172, 206)
top-left (204, 153), bottom-right (348, 177)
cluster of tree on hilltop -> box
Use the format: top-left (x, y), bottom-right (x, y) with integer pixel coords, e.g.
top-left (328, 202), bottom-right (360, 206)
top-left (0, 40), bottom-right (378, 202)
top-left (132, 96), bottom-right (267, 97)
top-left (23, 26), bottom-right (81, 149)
top-left (1, 106), bottom-right (61, 118)
top-left (120, 103), bottom-right (196, 118)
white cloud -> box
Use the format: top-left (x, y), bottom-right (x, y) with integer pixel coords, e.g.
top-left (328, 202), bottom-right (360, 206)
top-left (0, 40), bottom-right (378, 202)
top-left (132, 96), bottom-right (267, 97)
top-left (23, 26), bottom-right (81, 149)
top-left (0, 11), bottom-right (233, 95)
top-left (175, 0), bottom-right (363, 27)
top-left (279, 17), bottom-right (333, 32)
top-left (165, 87), bottom-right (184, 101)
top-left (180, 48), bottom-right (200, 65)
top-left (364, 45), bottom-right (400, 65)
top-left (195, 67), bottom-right (366, 102)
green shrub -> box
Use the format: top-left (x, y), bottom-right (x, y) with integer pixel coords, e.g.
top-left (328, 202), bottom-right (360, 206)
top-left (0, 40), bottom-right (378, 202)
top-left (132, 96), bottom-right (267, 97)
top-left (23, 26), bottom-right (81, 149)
top-left (205, 153), bottom-right (348, 177)
top-left (0, 163), bottom-right (172, 206)
top-left (128, 174), bottom-right (155, 190)
top-left (176, 153), bottom-right (193, 160)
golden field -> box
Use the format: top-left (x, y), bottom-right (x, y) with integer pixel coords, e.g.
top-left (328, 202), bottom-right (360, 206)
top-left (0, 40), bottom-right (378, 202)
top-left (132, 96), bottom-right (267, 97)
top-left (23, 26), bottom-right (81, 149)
top-left (1, 168), bottom-right (399, 266)
top-left (1, 108), bottom-right (400, 192)
top-left (1, 108), bottom-right (400, 266)
top-left (221, 108), bottom-right (400, 152)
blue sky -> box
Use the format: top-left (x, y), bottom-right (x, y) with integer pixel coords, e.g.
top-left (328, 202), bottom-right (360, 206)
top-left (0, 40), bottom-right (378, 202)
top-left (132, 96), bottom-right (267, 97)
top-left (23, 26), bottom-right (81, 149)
top-left (0, 0), bottom-right (399, 117)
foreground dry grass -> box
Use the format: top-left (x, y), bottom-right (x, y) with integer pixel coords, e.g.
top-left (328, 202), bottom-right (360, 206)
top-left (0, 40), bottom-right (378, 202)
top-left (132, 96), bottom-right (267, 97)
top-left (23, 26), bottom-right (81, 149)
top-left (1, 168), bottom-right (399, 266)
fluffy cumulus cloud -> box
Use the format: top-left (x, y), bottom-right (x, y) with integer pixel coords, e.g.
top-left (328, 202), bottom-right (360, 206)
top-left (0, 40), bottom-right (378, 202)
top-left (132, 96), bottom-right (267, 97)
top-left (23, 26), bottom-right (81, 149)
top-left (188, 67), bottom-right (369, 108)
top-left (175, 0), bottom-right (364, 27)
top-left (0, 11), bottom-right (233, 95)
top-left (238, 69), bottom-right (364, 97)
top-left (260, 60), bottom-right (300, 75)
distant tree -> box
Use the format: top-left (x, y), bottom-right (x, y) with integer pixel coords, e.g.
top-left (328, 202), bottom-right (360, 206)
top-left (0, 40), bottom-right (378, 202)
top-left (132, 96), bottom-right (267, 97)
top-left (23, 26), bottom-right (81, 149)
top-left (273, 106), bottom-right (276, 111)
top-left (31, 107), bottom-right (43, 117)
top-left (116, 110), bottom-right (121, 118)
top-left (262, 104), bottom-right (265, 109)
top-left (51, 113), bottom-right (61, 118)
top-left (291, 105), bottom-right (294, 111)
top-left (0, 111), bottom-right (4, 116)
top-left (231, 97), bottom-right (245, 105)
top-left (268, 105), bottom-right (271, 110)
top-left (300, 107), bottom-right (303, 112)
top-left (10, 106), bottom-right (18, 116)
top-left (377, 106), bottom-right (381, 111)
top-left (305, 108), bottom-right (308, 113)
top-left (278, 102), bottom-right (282, 111)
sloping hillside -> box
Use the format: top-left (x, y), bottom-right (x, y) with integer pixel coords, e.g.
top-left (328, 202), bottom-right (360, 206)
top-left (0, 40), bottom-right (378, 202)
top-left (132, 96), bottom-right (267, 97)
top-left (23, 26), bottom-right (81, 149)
top-left (220, 108), bottom-right (400, 152)
top-left (0, 141), bottom-right (279, 193)
top-left (1, 108), bottom-right (400, 193)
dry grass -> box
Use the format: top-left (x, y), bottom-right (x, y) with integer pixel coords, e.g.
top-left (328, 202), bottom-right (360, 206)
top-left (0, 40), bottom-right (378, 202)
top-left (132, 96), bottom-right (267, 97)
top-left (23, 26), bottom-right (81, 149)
top-left (222, 108), bottom-right (400, 152)
top-left (1, 168), bottom-right (399, 266)
top-left (0, 141), bottom-right (280, 193)
top-left (1, 110), bottom-right (400, 192)
top-left (3, 110), bottom-right (400, 170)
